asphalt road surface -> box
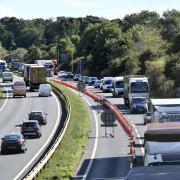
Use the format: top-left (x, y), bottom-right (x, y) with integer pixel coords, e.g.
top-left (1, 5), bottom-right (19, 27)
top-left (72, 84), bottom-right (145, 179)
top-left (0, 75), bottom-right (61, 180)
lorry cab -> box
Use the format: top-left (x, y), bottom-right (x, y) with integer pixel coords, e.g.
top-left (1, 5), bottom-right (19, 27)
top-left (39, 83), bottom-right (52, 97)
top-left (13, 81), bottom-right (26, 98)
top-left (124, 75), bottom-right (149, 106)
top-left (112, 76), bottom-right (124, 97)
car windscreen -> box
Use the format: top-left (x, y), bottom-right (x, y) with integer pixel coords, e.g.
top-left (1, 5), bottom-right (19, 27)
top-left (105, 80), bottom-right (112, 85)
top-left (14, 85), bottom-right (26, 90)
top-left (3, 73), bottom-right (12, 76)
top-left (131, 82), bottom-right (148, 93)
top-left (132, 98), bottom-right (146, 104)
top-left (115, 81), bottom-right (123, 88)
top-left (23, 122), bottom-right (37, 128)
top-left (44, 64), bottom-right (54, 69)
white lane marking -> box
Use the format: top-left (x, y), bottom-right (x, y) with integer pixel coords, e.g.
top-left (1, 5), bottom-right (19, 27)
top-left (81, 96), bottom-right (99, 180)
top-left (0, 84), bottom-right (9, 112)
top-left (70, 89), bottom-right (99, 180)
top-left (131, 121), bottom-right (145, 154)
top-left (13, 92), bottom-right (61, 180)
top-left (124, 113), bottom-right (145, 155)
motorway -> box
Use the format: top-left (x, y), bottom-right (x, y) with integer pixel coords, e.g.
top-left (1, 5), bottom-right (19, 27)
top-left (74, 84), bottom-right (145, 179)
top-left (0, 76), bottom-right (61, 180)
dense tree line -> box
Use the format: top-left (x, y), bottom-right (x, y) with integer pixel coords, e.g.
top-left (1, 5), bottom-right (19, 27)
top-left (0, 10), bottom-right (179, 97)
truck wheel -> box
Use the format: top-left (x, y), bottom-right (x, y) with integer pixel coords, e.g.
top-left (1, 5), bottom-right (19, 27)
top-left (124, 98), bottom-right (127, 106)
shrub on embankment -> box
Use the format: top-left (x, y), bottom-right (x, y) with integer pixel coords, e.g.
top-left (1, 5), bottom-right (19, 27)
top-left (36, 81), bottom-right (89, 180)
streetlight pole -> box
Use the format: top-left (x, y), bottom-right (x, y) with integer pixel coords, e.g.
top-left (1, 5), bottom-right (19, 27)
top-left (80, 59), bottom-right (81, 74)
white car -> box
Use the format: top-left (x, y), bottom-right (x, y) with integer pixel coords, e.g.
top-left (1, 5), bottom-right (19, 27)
top-left (2, 71), bottom-right (13, 82)
top-left (39, 84), bottom-right (52, 97)
top-left (58, 71), bottom-right (66, 78)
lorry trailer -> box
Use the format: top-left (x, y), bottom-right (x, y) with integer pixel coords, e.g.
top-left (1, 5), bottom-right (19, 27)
top-left (144, 122), bottom-right (180, 166)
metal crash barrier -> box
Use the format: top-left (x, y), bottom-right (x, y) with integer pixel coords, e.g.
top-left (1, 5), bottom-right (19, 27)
top-left (53, 79), bottom-right (135, 160)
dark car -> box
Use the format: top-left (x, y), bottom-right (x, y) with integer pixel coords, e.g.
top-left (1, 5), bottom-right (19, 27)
top-left (28, 111), bottom-right (47, 125)
top-left (21, 120), bottom-right (42, 138)
top-left (1, 133), bottom-right (27, 154)
top-left (89, 77), bottom-right (98, 85)
top-left (94, 80), bottom-right (101, 88)
top-left (130, 97), bottom-right (148, 114)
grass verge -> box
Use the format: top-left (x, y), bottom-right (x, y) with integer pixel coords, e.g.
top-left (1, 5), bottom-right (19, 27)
top-left (0, 89), bottom-right (2, 99)
top-left (36, 81), bottom-right (90, 180)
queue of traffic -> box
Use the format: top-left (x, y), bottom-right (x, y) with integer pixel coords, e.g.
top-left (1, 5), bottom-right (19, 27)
top-left (58, 71), bottom-right (180, 169)
top-left (0, 65), bottom-right (52, 154)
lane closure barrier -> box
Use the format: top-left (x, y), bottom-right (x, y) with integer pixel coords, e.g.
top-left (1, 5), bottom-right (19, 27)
top-left (53, 79), bottom-right (135, 159)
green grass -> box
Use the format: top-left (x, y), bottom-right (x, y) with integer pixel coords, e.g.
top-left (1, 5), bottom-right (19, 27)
top-left (0, 89), bottom-right (2, 99)
top-left (36, 81), bottom-right (90, 180)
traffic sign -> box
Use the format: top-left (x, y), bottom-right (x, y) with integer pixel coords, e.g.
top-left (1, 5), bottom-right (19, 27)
top-left (100, 110), bottom-right (116, 125)
top-left (77, 81), bottom-right (86, 91)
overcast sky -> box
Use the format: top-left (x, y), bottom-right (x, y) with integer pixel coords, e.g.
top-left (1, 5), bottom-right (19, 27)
top-left (0, 0), bottom-right (179, 20)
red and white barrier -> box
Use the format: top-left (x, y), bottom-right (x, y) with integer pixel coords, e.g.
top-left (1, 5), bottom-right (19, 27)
top-left (53, 79), bottom-right (135, 157)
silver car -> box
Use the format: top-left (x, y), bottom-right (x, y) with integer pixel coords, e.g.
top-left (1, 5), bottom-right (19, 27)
top-left (2, 72), bottom-right (13, 82)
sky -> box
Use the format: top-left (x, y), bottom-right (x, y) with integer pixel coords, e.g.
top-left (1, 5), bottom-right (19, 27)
top-left (0, 0), bottom-right (179, 20)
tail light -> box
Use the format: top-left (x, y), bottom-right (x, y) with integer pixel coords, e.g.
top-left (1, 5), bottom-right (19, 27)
top-left (18, 140), bottom-right (23, 145)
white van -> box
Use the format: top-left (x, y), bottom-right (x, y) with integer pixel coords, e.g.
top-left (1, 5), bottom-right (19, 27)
top-left (39, 84), bottom-right (52, 97)
top-left (112, 76), bottom-right (124, 97)
top-left (102, 77), bottom-right (113, 93)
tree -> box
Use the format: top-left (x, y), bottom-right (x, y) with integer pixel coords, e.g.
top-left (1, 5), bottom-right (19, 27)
top-left (122, 10), bottom-right (160, 31)
top-left (0, 42), bottom-right (8, 59)
top-left (160, 9), bottom-right (180, 53)
top-left (25, 44), bottom-right (43, 63)
top-left (8, 48), bottom-right (27, 62)
top-left (57, 37), bottom-right (76, 71)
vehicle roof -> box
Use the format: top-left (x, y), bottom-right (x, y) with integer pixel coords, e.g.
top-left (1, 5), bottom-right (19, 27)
top-left (132, 96), bottom-right (146, 99)
top-left (31, 65), bottom-right (45, 68)
top-left (154, 106), bottom-right (180, 112)
top-left (23, 120), bottom-right (38, 123)
top-left (39, 83), bottom-right (51, 86)
top-left (103, 77), bottom-right (113, 80)
top-left (146, 122), bottom-right (180, 134)
top-left (113, 76), bottom-right (123, 81)
top-left (2, 71), bottom-right (12, 74)
top-left (30, 110), bottom-right (43, 113)
top-left (151, 98), bottom-right (180, 106)
top-left (3, 132), bottom-right (22, 137)
top-left (125, 165), bottom-right (180, 180)
top-left (14, 81), bottom-right (25, 84)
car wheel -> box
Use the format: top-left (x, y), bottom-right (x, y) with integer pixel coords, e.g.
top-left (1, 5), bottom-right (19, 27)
top-left (1, 150), bottom-right (5, 155)
top-left (21, 148), bottom-right (26, 153)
